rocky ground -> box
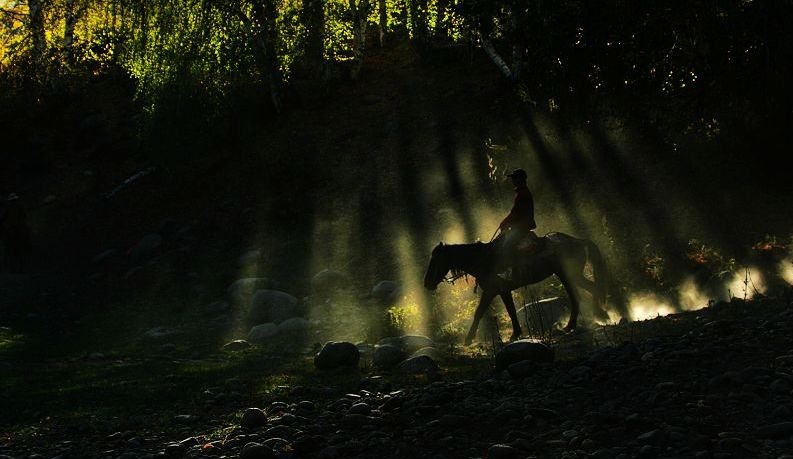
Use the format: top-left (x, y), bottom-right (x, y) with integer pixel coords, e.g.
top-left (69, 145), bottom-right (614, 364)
top-left (3, 295), bottom-right (792, 459)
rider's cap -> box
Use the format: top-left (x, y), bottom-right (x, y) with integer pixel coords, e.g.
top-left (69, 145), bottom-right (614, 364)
top-left (506, 168), bottom-right (527, 180)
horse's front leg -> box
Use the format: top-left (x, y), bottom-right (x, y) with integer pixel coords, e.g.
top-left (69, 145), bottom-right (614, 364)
top-left (500, 291), bottom-right (522, 342)
top-left (466, 291), bottom-right (496, 345)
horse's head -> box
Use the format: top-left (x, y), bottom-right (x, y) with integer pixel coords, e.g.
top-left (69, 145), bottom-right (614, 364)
top-left (424, 242), bottom-right (449, 290)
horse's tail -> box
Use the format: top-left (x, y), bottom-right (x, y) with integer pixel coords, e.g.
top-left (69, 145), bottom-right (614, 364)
top-left (584, 239), bottom-right (608, 308)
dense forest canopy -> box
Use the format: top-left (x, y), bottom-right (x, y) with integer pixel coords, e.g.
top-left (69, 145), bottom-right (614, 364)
top-left (2, 0), bottom-right (792, 121)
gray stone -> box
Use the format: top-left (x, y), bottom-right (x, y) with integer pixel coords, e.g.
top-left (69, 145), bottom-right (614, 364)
top-left (240, 441), bottom-right (275, 459)
top-left (398, 355), bottom-right (439, 374)
top-left (227, 278), bottom-right (278, 304)
top-left (277, 317), bottom-right (310, 334)
top-left (315, 341), bottom-right (360, 370)
top-left (495, 340), bottom-right (554, 370)
top-left (223, 340), bottom-right (251, 351)
top-left (249, 290), bottom-right (300, 324)
top-left (371, 280), bottom-right (401, 304)
top-left (248, 323), bottom-right (279, 342)
top-left (240, 408), bottom-right (268, 429)
top-left (373, 344), bottom-right (406, 368)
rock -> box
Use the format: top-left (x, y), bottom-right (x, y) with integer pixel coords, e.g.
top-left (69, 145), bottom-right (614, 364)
top-left (315, 341), bottom-right (360, 370)
top-left (277, 317), bottom-right (310, 334)
top-left (507, 360), bottom-right (537, 379)
top-left (398, 355), bottom-right (439, 374)
top-left (248, 290), bottom-right (300, 324)
top-left (636, 429), bottom-right (666, 446)
top-left (227, 278), bottom-right (278, 304)
top-left (128, 233), bottom-right (162, 263)
top-left (240, 441), bottom-right (275, 459)
top-left (495, 340), bottom-right (554, 370)
top-left (517, 296), bottom-right (568, 330)
top-left (223, 340), bottom-right (251, 351)
top-left (240, 408), bottom-right (268, 429)
top-left (371, 280), bottom-right (401, 304)
top-left (756, 422), bottom-right (793, 438)
top-left (373, 344), bottom-right (406, 368)
top-left (487, 443), bottom-right (520, 459)
top-left (409, 346), bottom-right (444, 361)
top-left (377, 334), bottom-right (435, 354)
top-left (238, 249), bottom-right (264, 268)
top-left (248, 323), bottom-right (280, 342)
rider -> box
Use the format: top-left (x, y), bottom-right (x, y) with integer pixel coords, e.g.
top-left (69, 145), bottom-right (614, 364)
top-left (497, 168), bottom-right (537, 280)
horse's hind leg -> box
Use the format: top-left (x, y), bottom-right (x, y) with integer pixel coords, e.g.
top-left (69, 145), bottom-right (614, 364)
top-left (571, 272), bottom-right (609, 322)
top-left (466, 292), bottom-right (496, 345)
top-left (558, 274), bottom-right (580, 331)
top-left (500, 291), bottom-right (522, 341)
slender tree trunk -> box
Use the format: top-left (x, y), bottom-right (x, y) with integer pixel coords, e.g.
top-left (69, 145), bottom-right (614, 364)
top-left (509, 10), bottom-right (523, 81)
top-left (302, 0), bottom-right (325, 76)
top-left (377, 0), bottom-right (386, 46)
top-left (250, 0), bottom-right (283, 112)
top-left (481, 35), bottom-right (512, 80)
top-left (408, 0), bottom-right (428, 54)
top-left (28, 0), bottom-right (47, 65)
top-left (349, 0), bottom-right (369, 80)
top-left (435, 0), bottom-right (450, 42)
top-left (63, 0), bottom-right (88, 67)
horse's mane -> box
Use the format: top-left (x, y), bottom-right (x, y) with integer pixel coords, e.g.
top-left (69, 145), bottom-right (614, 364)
top-left (438, 240), bottom-right (496, 278)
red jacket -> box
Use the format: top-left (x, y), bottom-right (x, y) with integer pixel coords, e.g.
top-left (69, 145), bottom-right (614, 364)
top-left (499, 185), bottom-right (536, 232)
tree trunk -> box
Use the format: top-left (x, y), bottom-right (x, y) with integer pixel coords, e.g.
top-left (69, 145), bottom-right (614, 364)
top-left (250, 0), bottom-right (283, 112)
top-left (349, 0), bottom-right (369, 80)
top-left (63, 0), bottom-right (88, 67)
top-left (435, 0), bottom-right (450, 42)
top-left (302, 0), bottom-right (325, 76)
top-left (481, 35), bottom-right (513, 80)
top-left (509, 10), bottom-right (523, 81)
top-left (28, 0), bottom-right (47, 65)
top-left (408, 0), bottom-right (428, 54)
top-left (377, 0), bottom-right (386, 46)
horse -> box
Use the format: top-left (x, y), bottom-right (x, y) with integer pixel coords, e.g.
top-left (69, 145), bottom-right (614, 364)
top-left (423, 232), bottom-right (609, 345)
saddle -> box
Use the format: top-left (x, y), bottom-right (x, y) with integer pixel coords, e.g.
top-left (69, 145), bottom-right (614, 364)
top-left (496, 232), bottom-right (546, 281)
top-left (516, 233), bottom-right (543, 254)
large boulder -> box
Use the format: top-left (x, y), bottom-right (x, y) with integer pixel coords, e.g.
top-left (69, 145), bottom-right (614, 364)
top-left (314, 341), bottom-right (360, 370)
top-left (248, 290), bottom-right (301, 324)
top-left (495, 340), bottom-right (554, 371)
top-left (373, 344), bottom-right (406, 368)
top-left (516, 297), bottom-right (567, 332)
